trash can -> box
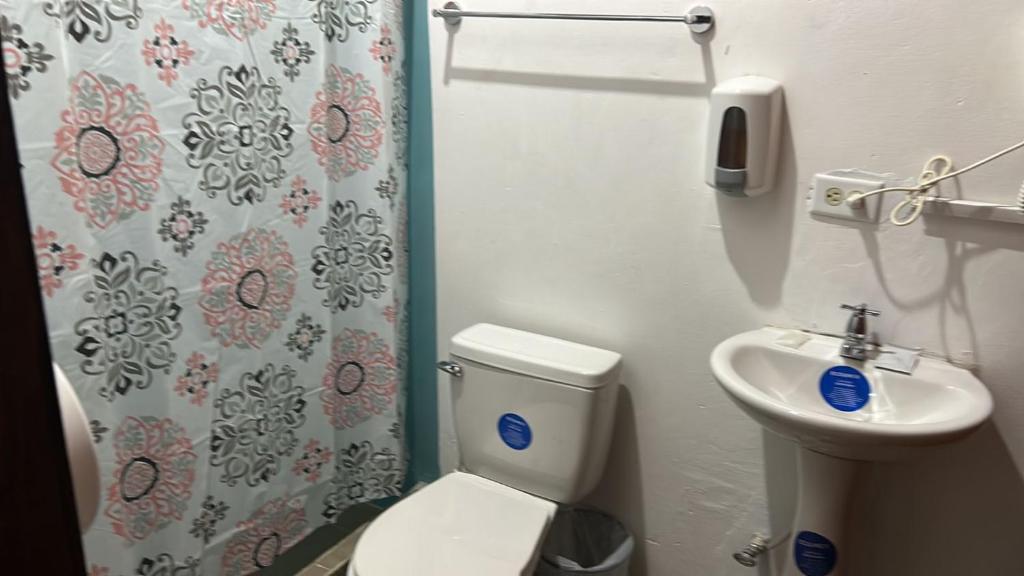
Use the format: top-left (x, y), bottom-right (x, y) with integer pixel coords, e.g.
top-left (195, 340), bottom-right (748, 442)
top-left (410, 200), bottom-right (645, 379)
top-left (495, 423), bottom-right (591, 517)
top-left (535, 508), bottom-right (634, 576)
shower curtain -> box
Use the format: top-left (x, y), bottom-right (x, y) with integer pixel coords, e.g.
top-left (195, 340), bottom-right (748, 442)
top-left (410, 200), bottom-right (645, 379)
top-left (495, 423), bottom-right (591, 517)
top-left (2, 1), bottom-right (407, 574)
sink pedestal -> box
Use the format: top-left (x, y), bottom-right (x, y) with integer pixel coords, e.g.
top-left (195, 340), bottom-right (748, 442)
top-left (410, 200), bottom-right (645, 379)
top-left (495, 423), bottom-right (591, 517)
top-left (782, 447), bottom-right (859, 576)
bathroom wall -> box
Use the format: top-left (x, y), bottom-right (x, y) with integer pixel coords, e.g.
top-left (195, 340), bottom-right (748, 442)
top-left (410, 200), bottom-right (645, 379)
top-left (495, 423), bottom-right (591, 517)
top-left (428, 1), bottom-right (1024, 575)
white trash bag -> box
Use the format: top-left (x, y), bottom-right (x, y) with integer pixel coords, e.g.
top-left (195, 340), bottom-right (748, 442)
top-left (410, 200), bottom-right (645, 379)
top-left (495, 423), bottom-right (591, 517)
top-left (536, 508), bottom-right (634, 576)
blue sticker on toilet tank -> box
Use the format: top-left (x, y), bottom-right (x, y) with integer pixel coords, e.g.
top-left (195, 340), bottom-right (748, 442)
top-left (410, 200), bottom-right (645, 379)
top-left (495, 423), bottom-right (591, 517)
top-left (794, 531), bottom-right (837, 576)
top-left (819, 365), bottom-right (870, 412)
top-left (497, 413), bottom-right (532, 451)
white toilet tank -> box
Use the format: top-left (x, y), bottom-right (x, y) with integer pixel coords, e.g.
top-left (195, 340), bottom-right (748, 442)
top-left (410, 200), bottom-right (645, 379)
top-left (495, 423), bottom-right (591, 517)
top-left (446, 324), bottom-right (621, 503)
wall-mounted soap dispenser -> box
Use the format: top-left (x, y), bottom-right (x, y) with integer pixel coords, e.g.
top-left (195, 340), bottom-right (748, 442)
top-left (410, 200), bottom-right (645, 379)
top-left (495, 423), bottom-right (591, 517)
top-left (706, 76), bottom-right (784, 197)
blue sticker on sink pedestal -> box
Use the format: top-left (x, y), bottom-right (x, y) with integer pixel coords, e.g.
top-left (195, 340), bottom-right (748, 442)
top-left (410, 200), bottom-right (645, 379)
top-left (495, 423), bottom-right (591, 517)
top-left (497, 413), bottom-right (532, 450)
top-left (794, 531), bottom-right (837, 576)
top-left (819, 365), bottom-right (870, 412)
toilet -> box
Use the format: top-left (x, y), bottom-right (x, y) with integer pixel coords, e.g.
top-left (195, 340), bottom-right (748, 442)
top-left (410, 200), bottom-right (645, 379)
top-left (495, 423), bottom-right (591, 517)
top-left (348, 323), bottom-right (622, 576)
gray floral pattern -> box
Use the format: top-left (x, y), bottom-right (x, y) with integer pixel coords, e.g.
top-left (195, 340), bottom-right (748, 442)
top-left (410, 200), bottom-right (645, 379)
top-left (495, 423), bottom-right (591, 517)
top-left (285, 313), bottom-right (325, 361)
top-left (375, 165), bottom-right (398, 209)
top-left (183, 65), bottom-right (294, 206)
top-left (190, 495), bottom-right (229, 545)
top-left (135, 553), bottom-right (200, 576)
top-left (391, 67), bottom-right (408, 167)
top-left (310, 0), bottom-right (377, 43)
top-left (210, 363), bottom-right (307, 487)
top-left (311, 200), bottom-right (394, 312)
top-left (43, 0), bottom-right (142, 43)
top-left (271, 23), bottom-right (315, 82)
top-left (322, 441), bottom-right (402, 521)
top-left (74, 252), bottom-right (182, 400)
top-left (0, 16), bottom-right (54, 99)
top-left (158, 196), bottom-right (208, 256)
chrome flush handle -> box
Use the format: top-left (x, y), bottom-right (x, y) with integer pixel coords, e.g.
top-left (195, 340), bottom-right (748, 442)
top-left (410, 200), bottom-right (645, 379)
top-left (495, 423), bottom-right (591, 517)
top-left (437, 360), bottom-right (463, 377)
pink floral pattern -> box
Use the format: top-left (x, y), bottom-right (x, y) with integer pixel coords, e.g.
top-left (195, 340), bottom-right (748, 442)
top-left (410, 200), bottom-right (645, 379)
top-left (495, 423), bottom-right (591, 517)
top-left (280, 175), bottom-right (322, 228)
top-left (142, 18), bottom-right (195, 87)
top-left (221, 496), bottom-right (309, 575)
top-left (369, 24), bottom-right (397, 76)
top-left (199, 228), bottom-right (297, 349)
top-left (292, 439), bottom-right (333, 483)
top-left (104, 416), bottom-right (197, 544)
top-left (175, 352), bottom-right (219, 406)
top-left (308, 64), bottom-right (384, 181)
top-left (182, 0), bottom-right (277, 41)
top-left (321, 329), bottom-right (398, 429)
top-left (32, 225), bottom-right (85, 297)
top-left (382, 304), bottom-right (397, 325)
top-left (51, 72), bottom-right (164, 229)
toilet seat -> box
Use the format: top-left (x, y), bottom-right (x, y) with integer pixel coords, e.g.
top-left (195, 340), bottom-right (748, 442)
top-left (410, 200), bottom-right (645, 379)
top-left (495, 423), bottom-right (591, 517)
top-left (349, 471), bottom-right (558, 576)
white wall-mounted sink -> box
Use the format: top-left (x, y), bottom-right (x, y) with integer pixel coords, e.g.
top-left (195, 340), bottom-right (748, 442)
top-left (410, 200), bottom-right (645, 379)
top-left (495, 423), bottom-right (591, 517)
top-left (710, 327), bottom-right (993, 576)
top-left (711, 327), bottom-right (992, 461)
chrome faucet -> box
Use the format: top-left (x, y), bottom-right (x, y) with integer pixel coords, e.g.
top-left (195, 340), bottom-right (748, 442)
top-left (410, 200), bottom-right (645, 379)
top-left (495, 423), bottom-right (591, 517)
top-left (839, 303), bottom-right (880, 361)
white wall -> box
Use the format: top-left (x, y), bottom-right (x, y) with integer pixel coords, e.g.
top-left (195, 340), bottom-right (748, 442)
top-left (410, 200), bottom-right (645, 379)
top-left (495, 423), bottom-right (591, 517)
top-left (428, 1), bottom-right (1024, 574)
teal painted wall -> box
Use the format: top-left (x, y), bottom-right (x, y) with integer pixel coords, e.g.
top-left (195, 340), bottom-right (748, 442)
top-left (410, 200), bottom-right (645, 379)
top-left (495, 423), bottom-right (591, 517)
top-left (405, 0), bottom-right (439, 484)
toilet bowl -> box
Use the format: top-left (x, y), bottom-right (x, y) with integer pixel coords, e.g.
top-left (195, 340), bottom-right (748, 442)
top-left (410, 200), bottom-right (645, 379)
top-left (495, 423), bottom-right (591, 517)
top-left (348, 324), bottom-right (622, 576)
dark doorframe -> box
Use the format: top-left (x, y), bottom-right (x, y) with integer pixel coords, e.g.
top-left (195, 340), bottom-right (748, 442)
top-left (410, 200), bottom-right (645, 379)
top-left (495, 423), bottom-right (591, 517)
top-left (0, 69), bottom-right (87, 573)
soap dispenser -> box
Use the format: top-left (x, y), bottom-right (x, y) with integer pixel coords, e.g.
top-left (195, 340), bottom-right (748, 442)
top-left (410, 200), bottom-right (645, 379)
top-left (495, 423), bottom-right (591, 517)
top-left (705, 76), bottom-right (784, 197)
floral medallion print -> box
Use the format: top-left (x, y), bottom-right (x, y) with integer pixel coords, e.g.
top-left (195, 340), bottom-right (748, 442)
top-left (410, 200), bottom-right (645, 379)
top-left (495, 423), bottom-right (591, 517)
top-left (52, 72), bottom-right (164, 229)
top-left (271, 23), bottom-right (314, 82)
top-left (1, 16), bottom-right (54, 99)
top-left (90, 419), bottom-right (110, 443)
top-left (222, 496), bottom-right (309, 575)
top-left (198, 228), bottom-right (297, 349)
top-left (322, 441), bottom-right (401, 521)
top-left (32, 226), bottom-right (85, 298)
top-left (320, 329), bottom-right (397, 429)
top-left (292, 439), bottom-right (333, 483)
top-left (74, 252), bottom-right (182, 400)
top-left (311, 200), bottom-right (393, 311)
top-left (308, 64), bottom-right (384, 181)
top-left (142, 18), bottom-right (195, 87)
top-left (43, 0), bottom-right (142, 43)
top-left (135, 554), bottom-right (200, 576)
top-left (369, 24), bottom-right (397, 76)
top-left (375, 164), bottom-right (398, 209)
top-left (183, 65), bottom-right (294, 206)
top-left (210, 364), bottom-right (306, 487)
top-left (158, 196), bottom-right (208, 257)
top-left (104, 416), bottom-right (197, 544)
top-left (391, 67), bottom-right (408, 167)
top-left (181, 0), bottom-right (276, 41)
top-left (284, 313), bottom-right (325, 362)
top-left (310, 0), bottom-right (377, 43)
top-left (280, 175), bottom-right (322, 228)
top-left (189, 495), bottom-right (229, 545)
top-left (175, 352), bottom-right (219, 406)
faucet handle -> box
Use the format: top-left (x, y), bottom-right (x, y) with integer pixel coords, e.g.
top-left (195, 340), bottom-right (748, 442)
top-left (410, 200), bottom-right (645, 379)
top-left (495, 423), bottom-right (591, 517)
top-left (841, 303), bottom-right (880, 316)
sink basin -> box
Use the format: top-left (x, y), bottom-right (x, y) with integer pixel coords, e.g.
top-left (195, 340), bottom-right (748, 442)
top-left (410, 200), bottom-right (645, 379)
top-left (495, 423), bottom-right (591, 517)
top-left (711, 327), bottom-right (993, 460)
top-left (711, 327), bottom-right (993, 575)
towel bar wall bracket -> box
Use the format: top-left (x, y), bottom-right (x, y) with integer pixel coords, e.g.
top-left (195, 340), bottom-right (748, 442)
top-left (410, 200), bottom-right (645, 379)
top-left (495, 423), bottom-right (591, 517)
top-left (431, 2), bottom-right (715, 34)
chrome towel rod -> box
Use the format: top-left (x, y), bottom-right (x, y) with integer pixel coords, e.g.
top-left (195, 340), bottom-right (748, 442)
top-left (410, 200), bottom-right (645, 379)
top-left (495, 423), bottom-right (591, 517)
top-left (432, 2), bottom-right (715, 34)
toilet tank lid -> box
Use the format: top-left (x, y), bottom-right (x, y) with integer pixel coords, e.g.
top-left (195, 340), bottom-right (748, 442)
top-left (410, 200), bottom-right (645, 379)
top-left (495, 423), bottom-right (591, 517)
top-left (450, 324), bottom-right (622, 389)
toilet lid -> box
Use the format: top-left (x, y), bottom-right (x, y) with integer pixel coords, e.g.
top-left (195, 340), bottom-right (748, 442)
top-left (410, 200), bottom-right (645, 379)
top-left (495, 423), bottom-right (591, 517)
top-left (350, 471), bottom-right (557, 576)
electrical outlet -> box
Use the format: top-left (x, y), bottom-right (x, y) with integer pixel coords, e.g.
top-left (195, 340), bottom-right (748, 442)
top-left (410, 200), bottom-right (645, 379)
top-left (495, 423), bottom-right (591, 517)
top-left (809, 173), bottom-right (885, 222)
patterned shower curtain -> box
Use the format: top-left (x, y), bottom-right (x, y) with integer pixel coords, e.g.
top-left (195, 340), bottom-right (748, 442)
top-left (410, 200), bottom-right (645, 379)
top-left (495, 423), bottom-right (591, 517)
top-left (2, 1), bottom-right (408, 573)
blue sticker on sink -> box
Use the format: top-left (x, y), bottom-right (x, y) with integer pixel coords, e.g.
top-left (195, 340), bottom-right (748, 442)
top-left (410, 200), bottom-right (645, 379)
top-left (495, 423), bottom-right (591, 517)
top-left (794, 531), bottom-right (837, 576)
top-left (819, 365), bottom-right (870, 412)
top-left (497, 413), bottom-right (532, 450)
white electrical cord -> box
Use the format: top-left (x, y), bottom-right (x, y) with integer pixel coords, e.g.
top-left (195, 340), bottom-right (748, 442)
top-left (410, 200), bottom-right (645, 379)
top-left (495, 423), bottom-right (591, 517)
top-left (845, 138), bottom-right (1024, 226)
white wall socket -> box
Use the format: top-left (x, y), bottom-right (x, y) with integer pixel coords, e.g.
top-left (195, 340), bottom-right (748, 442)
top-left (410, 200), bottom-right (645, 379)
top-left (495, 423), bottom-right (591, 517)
top-left (809, 173), bottom-right (885, 222)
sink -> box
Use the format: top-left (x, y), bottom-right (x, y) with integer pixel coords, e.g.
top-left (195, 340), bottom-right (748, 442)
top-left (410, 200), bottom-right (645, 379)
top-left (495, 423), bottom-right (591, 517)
top-left (711, 327), bottom-right (993, 460)
top-left (710, 327), bottom-right (993, 576)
